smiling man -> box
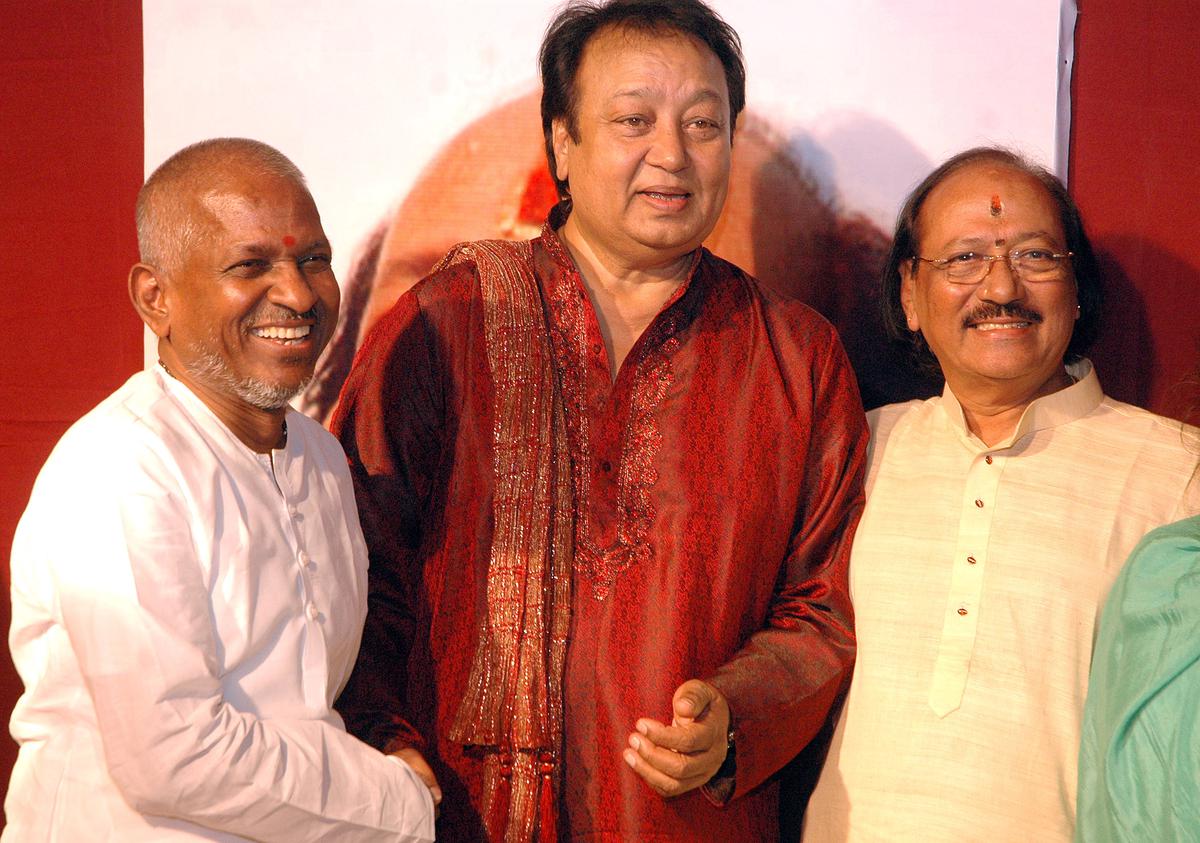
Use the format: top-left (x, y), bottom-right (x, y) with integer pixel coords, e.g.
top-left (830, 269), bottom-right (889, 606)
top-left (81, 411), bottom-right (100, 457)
top-left (803, 147), bottom-right (1200, 840)
top-left (3, 139), bottom-right (435, 841)
top-left (331, 1), bottom-right (867, 841)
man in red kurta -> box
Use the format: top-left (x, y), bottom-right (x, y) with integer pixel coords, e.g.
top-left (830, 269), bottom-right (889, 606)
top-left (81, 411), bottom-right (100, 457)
top-left (332, 2), bottom-right (867, 840)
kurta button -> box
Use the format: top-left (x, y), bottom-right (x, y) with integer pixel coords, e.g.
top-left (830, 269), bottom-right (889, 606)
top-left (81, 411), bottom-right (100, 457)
top-left (984, 455), bottom-right (994, 464)
top-left (967, 556), bottom-right (977, 565)
top-left (288, 504), bottom-right (300, 518)
top-left (306, 602), bottom-right (319, 620)
top-left (600, 460), bottom-right (612, 473)
top-left (298, 550), bottom-right (309, 566)
top-left (974, 499), bottom-right (984, 508)
top-left (957, 607), bottom-right (968, 616)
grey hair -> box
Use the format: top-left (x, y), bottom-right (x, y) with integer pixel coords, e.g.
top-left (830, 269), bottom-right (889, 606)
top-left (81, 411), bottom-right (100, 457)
top-left (135, 138), bottom-right (307, 272)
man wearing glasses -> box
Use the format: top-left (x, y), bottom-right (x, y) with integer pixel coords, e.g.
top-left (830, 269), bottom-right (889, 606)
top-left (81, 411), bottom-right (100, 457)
top-left (803, 147), bottom-right (1198, 840)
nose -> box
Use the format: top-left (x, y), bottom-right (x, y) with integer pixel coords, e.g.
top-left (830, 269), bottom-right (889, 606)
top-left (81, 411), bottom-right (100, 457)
top-left (646, 122), bottom-right (689, 173)
top-left (269, 260), bottom-right (320, 315)
top-left (978, 255), bottom-right (1024, 304)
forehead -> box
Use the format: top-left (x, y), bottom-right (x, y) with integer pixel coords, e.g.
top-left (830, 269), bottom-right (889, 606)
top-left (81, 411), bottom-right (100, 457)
top-left (192, 172), bottom-right (321, 239)
top-left (575, 25), bottom-right (728, 103)
top-left (918, 163), bottom-right (1063, 244)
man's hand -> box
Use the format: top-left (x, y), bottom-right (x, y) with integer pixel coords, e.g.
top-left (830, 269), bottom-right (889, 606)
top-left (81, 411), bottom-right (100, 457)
top-left (392, 748), bottom-right (443, 808)
top-left (623, 679), bottom-right (730, 798)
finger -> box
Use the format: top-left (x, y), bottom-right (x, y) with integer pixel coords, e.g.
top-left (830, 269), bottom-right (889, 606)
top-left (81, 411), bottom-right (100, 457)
top-left (623, 743), bottom-right (711, 798)
top-left (392, 748), bottom-right (443, 805)
top-left (672, 678), bottom-right (716, 722)
top-left (635, 717), bottom-right (712, 755)
top-left (628, 731), bottom-right (716, 781)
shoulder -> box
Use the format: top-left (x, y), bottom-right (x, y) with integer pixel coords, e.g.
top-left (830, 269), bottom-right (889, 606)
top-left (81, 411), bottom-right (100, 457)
top-left (286, 410), bottom-right (351, 472)
top-left (699, 250), bottom-right (842, 353)
top-left (18, 371), bottom-right (201, 547)
top-left (863, 398), bottom-right (933, 474)
top-left (1091, 395), bottom-right (1200, 499)
top-left (867, 398), bottom-right (931, 442)
top-left (1093, 394), bottom-right (1198, 446)
top-left (360, 238), bottom-right (523, 355)
top-left (413, 238), bottom-right (534, 303)
top-left (42, 371), bottom-right (178, 475)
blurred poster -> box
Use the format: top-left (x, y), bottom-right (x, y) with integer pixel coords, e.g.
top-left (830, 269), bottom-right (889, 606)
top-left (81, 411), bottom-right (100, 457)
top-left (144, 0), bottom-right (1076, 410)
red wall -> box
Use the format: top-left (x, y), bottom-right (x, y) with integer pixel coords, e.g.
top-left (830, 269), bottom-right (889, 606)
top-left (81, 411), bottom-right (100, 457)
top-left (0, 0), bottom-right (144, 817)
top-left (0, 0), bottom-right (1197, 822)
top-left (1071, 0), bottom-right (1200, 418)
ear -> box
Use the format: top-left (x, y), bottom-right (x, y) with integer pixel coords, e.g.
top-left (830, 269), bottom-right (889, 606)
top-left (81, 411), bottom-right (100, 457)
top-left (129, 263), bottom-right (171, 338)
top-left (899, 260), bottom-right (920, 332)
top-left (551, 117), bottom-right (571, 183)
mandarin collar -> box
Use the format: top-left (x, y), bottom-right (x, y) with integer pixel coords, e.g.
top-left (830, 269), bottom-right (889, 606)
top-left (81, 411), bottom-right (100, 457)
top-left (939, 358), bottom-right (1103, 450)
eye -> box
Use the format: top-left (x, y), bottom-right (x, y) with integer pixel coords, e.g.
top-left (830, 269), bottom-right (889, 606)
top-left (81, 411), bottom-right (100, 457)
top-left (686, 117), bottom-right (723, 138)
top-left (299, 254), bottom-right (332, 274)
top-left (225, 258), bottom-right (270, 277)
top-left (944, 251), bottom-right (981, 265)
top-left (1016, 248), bottom-right (1054, 261)
top-left (618, 115), bottom-right (649, 128)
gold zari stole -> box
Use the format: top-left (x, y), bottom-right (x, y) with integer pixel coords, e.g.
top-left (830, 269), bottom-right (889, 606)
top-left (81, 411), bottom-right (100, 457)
top-left (442, 241), bottom-right (573, 842)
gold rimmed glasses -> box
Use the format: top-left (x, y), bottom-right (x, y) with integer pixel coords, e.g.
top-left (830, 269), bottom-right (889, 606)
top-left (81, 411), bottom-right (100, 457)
top-left (913, 248), bottom-right (1073, 285)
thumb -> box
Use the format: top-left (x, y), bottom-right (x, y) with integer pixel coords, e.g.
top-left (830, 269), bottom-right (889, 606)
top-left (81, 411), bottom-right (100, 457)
top-left (672, 678), bottom-right (715, 722)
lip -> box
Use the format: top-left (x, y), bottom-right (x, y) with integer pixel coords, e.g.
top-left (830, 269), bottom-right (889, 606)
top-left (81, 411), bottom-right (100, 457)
top-left (637, 186), bottom-right (692, 209)
top-left (248, 321), bottom-right (317, 344)
top-left (967, 319), bottom-right (1035, 331)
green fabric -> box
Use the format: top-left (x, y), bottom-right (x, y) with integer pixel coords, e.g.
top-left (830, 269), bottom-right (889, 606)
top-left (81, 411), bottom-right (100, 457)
top-left (1077, 515), bottom-right (1200, 842)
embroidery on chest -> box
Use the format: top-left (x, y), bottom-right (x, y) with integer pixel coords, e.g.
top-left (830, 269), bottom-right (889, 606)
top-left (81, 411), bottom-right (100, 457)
top-left (546, 271), bottom-right (679, 600)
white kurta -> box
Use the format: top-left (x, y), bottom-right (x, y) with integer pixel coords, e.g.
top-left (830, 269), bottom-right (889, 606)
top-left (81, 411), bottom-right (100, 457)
top-left (5, 368), bottom-right (434, 842)
top-left (804, 360), bottom-right (1199, 842)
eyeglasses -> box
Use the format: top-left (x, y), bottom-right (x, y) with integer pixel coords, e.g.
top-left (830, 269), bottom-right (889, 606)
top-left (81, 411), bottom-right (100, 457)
top-left (913, 248), bottom-right (1074, 285)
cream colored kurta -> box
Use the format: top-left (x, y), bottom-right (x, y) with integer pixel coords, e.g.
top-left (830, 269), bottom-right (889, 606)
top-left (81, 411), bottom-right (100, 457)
top-left (804, 360), bottom-right (1198, 842)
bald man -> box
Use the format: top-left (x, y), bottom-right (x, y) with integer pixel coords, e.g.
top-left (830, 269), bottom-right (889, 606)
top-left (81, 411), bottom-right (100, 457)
top-left (3, 138), bottom-right (434, 842)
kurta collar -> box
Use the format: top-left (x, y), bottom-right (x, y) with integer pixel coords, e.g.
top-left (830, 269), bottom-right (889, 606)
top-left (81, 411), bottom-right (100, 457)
top-left (154, 364), bottom-right (296, 462)
top-left (938, 358), bottom-right (1103, 451)
top-left (536, 202), bottom-right (705, 315)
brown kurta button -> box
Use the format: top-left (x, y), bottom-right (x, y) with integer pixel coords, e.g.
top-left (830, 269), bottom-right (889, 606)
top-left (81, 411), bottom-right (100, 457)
top-left (957, 607), bottom-right (969, 616)
top-left (975, 499), bottom-right (984, 508)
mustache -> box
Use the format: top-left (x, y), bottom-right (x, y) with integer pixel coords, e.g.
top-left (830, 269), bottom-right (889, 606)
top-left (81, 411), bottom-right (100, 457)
top-left (963, 302), bottom-right (1043, 327)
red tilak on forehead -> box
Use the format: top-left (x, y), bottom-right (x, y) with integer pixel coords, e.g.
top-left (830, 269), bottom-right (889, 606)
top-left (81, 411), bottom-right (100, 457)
top-left (990, 195), bottom-right (1002, 217)
top-left (282, 235), bottom-right (296, 247)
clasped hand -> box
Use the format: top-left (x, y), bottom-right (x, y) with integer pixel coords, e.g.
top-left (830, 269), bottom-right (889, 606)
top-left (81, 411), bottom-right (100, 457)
top-left (623, 678), bottom-right (730, 798)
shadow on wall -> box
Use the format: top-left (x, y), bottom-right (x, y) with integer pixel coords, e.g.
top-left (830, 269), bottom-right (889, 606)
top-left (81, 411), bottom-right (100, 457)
top-left (301, 91), bottom-right (941, 422)
top-left (1088, 236), bottom-right (1200, 420)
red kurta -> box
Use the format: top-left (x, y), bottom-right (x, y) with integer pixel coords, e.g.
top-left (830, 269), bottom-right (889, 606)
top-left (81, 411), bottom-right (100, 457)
top-left (332, 217), bottom-right (867, 842)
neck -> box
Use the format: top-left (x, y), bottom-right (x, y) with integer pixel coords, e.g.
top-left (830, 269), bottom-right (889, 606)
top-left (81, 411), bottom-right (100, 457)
top-left (951, 368), bottom-right (1074, 447)
top-left (557, 219), bottom-right (693, 377)
top-left (558, 215), bottom-right (695, 291)
top-left (159, 354), bottom-right (288, 454)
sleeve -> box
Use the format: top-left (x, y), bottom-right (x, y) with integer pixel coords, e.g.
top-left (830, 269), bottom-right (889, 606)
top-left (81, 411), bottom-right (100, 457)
top-left (705, 328), bottom-right (867, 801)
top-left (47, 428), bottom-right (435, 842)
top-left (330, 288), bottom-right (446, 755)
top-left (1076, 525), bottom-right (1200, 842)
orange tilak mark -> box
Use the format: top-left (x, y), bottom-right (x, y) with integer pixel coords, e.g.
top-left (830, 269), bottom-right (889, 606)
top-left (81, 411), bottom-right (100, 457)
top-left (990, 195), bottom-right (1002, 217)
top-left (282, 235), bottom-right (296, 247)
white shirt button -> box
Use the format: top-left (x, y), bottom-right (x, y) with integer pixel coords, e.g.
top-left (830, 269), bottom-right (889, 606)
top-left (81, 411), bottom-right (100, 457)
top-left (306, 602), bottom-right (319, 621)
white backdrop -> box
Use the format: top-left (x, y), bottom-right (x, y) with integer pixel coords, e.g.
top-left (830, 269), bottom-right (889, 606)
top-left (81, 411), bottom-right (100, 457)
top-left (144, 1), bottom-right (1075, 286)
